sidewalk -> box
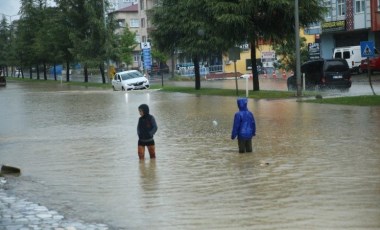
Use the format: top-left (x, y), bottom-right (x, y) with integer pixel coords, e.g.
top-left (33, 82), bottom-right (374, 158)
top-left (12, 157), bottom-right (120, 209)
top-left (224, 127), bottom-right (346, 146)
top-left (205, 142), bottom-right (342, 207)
top-left (0, 178), bottom-right (110, 230)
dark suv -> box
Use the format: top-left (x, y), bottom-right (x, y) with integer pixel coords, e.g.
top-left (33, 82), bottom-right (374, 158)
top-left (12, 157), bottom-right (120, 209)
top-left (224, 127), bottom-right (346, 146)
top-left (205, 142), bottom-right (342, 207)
top-left (287, 59), bottom-right (352, 91)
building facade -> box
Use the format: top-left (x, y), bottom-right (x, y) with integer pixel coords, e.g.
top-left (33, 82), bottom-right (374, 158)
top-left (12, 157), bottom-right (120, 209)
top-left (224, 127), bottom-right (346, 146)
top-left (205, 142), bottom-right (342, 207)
top-left (109, 0), bottom-right (162, 71)
top-left (305, 0), bottom-right (380, 59)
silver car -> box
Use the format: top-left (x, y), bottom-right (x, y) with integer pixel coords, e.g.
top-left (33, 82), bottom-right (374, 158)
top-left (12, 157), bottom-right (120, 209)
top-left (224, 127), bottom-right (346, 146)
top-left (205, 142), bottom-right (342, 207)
top-left (112, 70), bottom-right (149, 91)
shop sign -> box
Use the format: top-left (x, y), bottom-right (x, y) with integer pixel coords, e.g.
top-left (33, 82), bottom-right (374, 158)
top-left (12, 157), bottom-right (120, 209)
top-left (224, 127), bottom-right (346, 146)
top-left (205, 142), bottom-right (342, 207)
top-left (322, 20), bottom-right (346, 32)
top-left (308, 43), bottom-right (320, 60)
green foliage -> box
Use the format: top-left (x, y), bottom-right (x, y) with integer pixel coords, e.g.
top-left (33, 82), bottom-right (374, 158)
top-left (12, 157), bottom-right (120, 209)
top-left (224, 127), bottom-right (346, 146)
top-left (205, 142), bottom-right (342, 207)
top-left (273, 35), bottom-right (309, 71)
top-left (149, 0), bottom-right (234, 89)
top-left (151, 49), bottom-right (168, 63)
top-left (150, 0), bottom-right (325, 90)
top-left (119, 29), bottom-right (137, 67)
top-left (209, 0), bottom-right (326, 90)
top-left (0, 17), bottom-right (9, 68)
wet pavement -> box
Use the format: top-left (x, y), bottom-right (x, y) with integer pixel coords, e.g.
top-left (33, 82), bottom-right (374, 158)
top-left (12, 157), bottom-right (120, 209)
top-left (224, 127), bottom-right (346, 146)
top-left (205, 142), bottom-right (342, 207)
top-left (1, 178), bottom-right (109, 230)
top-left (1, 77), bottom-right (380, 229)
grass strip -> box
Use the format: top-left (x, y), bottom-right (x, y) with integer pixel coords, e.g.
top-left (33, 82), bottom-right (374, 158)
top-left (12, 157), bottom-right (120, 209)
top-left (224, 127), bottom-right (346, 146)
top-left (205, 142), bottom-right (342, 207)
top-left (7, 77), bottom-right (380, 105)
top-left (152, 85), bottom-right (301, 99)
top-left (305, 95), bottom-right (380, 106)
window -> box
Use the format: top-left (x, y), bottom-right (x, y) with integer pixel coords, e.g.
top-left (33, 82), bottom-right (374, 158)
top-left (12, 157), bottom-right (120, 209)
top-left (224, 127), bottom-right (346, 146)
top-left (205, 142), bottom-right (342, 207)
top-left (135, 34), bottom-right (140, 43)
top-left (323, 0), bottom-right (332, 18)
top-left (343, 51), bottom-right (350, 59)
top-left (337, 0), bottom-right (346, 16)
top-left (141, 18), bottom-right (145, 28)
top-left (378, 0), bottom-right (380, 10)
top-left (117, 19), bottom-right (126, 28)
top-left (134, 54), bottom-right (139, 62)
top-left (140, 0), bottom-right (144, 10)
top-left (355, 0), bottom-right (365, 13)
top-left (130, 19), bottom-right (139, 28)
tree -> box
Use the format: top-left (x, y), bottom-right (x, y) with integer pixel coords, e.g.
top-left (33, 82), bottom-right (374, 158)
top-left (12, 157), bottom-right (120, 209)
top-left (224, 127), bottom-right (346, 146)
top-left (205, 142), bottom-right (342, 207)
top-left (33, 1), bottom-right (56, 80)
top-left (119, 28), bottom-right (137, 69)
top-left (16, 0), bottom-right (41, 79)
top-left (273, 34), bottom-right (309, 72)
top-left (57, 0), bottom-right (107, 83)
top-left (208, 0), bottom-right (325, 91)
top-left (0, 17), bottom-right (9, 74)
top-left (149, 0), bottom-right (232, 90)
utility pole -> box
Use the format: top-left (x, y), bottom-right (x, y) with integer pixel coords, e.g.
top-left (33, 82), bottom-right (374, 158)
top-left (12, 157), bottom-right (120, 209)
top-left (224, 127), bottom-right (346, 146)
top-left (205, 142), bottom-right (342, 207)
top-left (295, 0), bottom-right (302, 97)
top-left (103, 0), bottom-right (110, 84)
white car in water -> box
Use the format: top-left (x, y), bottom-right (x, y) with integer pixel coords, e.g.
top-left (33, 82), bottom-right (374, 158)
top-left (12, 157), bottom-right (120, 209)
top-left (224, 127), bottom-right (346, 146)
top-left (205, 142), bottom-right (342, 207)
top-left (112, 70), bottom-right (149, 91)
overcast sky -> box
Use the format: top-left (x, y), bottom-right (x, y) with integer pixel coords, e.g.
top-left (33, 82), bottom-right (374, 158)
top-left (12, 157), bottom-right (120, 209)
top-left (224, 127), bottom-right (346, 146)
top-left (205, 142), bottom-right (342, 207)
top-left (0, 0), bottom-right (21, 17)
top-left (0, 0), bottom-right (56, 21)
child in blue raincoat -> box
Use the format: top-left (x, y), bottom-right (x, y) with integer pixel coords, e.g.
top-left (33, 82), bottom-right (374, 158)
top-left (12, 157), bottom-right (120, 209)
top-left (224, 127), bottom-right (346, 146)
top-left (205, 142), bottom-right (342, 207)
top-left (231, 98), bottom-right (256, 153)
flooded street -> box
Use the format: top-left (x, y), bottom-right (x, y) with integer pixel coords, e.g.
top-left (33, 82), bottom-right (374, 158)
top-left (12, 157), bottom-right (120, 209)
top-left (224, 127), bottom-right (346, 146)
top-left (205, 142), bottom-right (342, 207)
top-left (1, 79), bottom-right (380, 229)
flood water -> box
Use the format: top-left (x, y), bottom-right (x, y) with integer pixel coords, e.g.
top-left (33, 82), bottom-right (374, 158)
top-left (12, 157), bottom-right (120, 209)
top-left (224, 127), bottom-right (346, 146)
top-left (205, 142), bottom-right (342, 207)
top-left (1, 79), bottom-right (380, 229)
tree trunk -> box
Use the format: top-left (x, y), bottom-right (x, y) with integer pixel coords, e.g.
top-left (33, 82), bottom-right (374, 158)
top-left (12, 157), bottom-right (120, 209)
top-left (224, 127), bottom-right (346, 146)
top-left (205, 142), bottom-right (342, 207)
top-left (171, 50), bottom-right (175, 79)
top-left (66, 61), bottom-right (70, 82)
top-left (43, 62), bottom-right (47, 80)
top-left (84, 64), bottom-right (88, 83)
top-left (29, 67), bottom-right (33, 79)
top-left (36, 65), bottom-right (40, 80)
top-left (193, 55), bottom-right (201, 90)
top-left (100, 63), bottom-right (106, 84)
top-left (53, 64), bottom-right (57, 81)
top-left (250, 37), bottom-right (260, 91)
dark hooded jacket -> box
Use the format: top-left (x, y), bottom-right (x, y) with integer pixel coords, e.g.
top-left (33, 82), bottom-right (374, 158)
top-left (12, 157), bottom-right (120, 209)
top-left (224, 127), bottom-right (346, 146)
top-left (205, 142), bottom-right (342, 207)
top-left (137, 104), bottom-right (158, 142)
top-left (231, 98), bottom-right (256, 140)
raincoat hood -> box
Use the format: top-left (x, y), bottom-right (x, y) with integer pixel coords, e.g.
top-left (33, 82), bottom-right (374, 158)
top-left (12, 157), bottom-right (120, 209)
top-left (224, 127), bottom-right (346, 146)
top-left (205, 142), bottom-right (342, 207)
top-left (138, 104), bottom-right (150, 115)
top-left (237, 98), bottom-right (248, 111)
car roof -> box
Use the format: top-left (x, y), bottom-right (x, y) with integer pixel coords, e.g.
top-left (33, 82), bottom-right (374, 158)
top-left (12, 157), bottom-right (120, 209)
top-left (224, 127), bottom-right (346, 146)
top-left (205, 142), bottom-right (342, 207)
top-left (116, 70), bottom-right (140, 75)
top-left (301, 58), bottom-right (348, 72)
top-left (302, 58), bottom-right (347, 66)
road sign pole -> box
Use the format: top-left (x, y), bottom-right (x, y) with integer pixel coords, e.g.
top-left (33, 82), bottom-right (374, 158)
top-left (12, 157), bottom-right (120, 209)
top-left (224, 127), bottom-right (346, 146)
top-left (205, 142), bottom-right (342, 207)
top-left (367, 57), bottom-right (376, 95)
top-left (360, 41), bottom-right (376, 95)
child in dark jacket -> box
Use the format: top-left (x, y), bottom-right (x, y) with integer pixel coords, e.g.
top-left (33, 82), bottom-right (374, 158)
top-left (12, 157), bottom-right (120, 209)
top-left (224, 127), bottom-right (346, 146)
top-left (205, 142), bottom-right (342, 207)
top-left (231, 98), bottom-right (256, 153)
top-left (137, 104), bottom-right (158, 160)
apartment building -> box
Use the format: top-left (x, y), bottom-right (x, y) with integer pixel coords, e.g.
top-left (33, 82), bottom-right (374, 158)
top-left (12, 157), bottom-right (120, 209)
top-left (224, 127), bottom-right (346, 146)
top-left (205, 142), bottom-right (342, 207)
top-left (108, 0), bottom-right (161, 71)
top-left (305, 0), bottom-right (380, 59)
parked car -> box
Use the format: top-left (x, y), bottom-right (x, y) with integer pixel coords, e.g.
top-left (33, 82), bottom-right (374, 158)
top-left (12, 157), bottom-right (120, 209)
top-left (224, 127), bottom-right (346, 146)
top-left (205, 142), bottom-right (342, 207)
top-left (287, 58), bottom-right (352, 91)
top-left (111, 70), bottom-right (149, 91)
top-left (333, 46), bottom-right (364, 74)
top-left (360, 48), bottom-right (380, 73)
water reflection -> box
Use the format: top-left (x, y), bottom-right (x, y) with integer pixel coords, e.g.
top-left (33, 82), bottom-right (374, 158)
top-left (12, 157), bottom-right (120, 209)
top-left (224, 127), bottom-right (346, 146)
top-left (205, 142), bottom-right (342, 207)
top-left (0, 81), bottom-right (379, 229)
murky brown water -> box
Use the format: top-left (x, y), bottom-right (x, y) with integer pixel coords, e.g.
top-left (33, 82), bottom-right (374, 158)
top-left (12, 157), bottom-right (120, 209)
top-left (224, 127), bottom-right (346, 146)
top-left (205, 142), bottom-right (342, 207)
top-left (1, 79), bottom-right (380, 229)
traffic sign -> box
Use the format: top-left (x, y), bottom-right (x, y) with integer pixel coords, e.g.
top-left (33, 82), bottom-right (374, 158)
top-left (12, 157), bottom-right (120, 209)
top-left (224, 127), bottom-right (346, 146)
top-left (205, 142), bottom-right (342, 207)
top-left (360, 41), bottom-right (375, 58)
top-left (141, 42), bottom-right (151, 49)
top-left (142, 48), bottom-right (152, 69)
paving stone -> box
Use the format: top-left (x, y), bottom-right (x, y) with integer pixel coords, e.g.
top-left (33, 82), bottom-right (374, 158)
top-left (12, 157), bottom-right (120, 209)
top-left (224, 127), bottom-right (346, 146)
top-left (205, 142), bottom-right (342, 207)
top-left (0, 178), bottom-right (110, 230)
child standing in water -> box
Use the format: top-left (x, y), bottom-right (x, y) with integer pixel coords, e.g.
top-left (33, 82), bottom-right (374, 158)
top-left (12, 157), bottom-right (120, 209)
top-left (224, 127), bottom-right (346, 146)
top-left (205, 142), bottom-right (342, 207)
top-left (137, 104), bottom-right (158, 160)
top-left (231, 98), bottom-right (256, 153)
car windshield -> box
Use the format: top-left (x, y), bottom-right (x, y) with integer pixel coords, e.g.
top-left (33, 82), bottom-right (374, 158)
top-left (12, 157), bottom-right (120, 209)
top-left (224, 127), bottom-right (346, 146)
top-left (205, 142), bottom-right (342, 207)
top-left (120, 71), bottom-right (143, 80)
top-left (324, 60), bottom-right (348, 72)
